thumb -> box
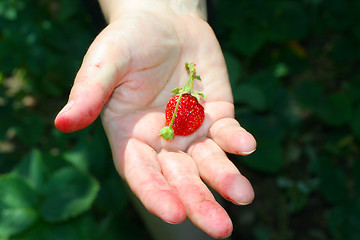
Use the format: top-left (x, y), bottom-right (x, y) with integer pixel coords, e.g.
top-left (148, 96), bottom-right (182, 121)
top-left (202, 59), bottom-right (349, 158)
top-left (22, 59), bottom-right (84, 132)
top-left (54, 27), bottom-right (130, 133)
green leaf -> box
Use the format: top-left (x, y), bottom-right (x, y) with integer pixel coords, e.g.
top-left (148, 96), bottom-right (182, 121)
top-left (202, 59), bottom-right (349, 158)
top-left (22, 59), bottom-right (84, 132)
top-left (267, 2), bottom-right (308, 42)
top-left (351, 159), bottom-right (360, 195)
top-left (233, 83), bottom-right (267, 111)
top-left (273, 62), bottom-right (289, 78)
top-left (63, 144), bottom-right (89, 173)
top-left (12, 148), bottom-right (47, 190)
top-left (331, 37), bottom-right (360, 63)
top-left (246, 70), bottom-right (288, 110)
top-left (196, 91), bottom-right (205, 98)
top-left (241, 139), bottom-right (283, 173)
top-left (312, 157), bottom-right (348, 204)
top-left (13, 114), bottom-right (44, 146)
top-left (0, 1), bottom-right (25, 20)
top-left (351, 106), bottom-right (360, 139)
top-left (95, 172), bottom-right (129, 214)
top-left (328, 200), bottom-right (360, 240)
top-left (171, 88), bottom-right (182, 94)
top-left (0, 175), bottom-right (38, 237)
top-left (40, 167), bottom-right (99, 222)
top-left (86, 122), bottom-right (113, 180)
top-left (315, 93), bottom-right (353, 126)
top-left (346, 74), bottom-right (360, 103)
top-left (293, 80), bottom-right (325, 110)
top-left (277, 178), bottom-right (317, 214)
top-left (12, 216), bottom-right (101, 240)
top-left (253, 225), bottom-right (271, 240)
top-left (192, 91), bottom-right (205, 102)
top-left (194, 75), bottom-right (201, 81)
top-left (231, 24), bottom-right (265, 56)
top-left (224, 51), bottom-right (241, 84)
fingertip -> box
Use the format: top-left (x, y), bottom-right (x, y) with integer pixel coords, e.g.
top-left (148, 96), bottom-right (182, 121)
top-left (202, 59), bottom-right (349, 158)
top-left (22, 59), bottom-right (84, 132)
top-left (210, 118), bottom-right (257, 155)
top-left (54, 114), bottom-right (88, 133)
top-left (222, 174), bottom-right (255, 206)
top-left (54, 99), bottom-right (101, 133)
top-left (148, 190), bottom-right (187, 224)
top-left (229, 130), bottom-right (257, 156)
top-left (54, 114), bottom-right (73, 133)
top-left (193, 200), bottom-right (233, 239)
top-left (54, 100), bottom-right (76, 133)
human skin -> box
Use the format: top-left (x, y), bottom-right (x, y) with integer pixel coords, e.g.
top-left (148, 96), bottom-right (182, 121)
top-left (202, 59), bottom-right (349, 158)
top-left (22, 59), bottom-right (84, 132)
top-left (54, 0), bottom-right (257, 238)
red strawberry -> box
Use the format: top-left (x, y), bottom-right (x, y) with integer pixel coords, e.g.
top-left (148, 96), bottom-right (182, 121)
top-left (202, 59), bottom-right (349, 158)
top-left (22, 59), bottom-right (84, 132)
top-left (160, 62), bottom-right (205, 140)
top-left (165, 93), bottom-right (204, 136)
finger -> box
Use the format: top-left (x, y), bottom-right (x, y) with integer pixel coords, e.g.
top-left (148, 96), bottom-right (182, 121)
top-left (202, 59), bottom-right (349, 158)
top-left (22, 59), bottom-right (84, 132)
top-left (120, 138), bottom-right (186, 224)
top-left (189, 138), bottom-right (255, 205)
top-left (54, 25), bottom-right (130, 132)
top-left (158, 150), bottom-right (233, 239)
top-left (209, 118), bottom-right (257, 155)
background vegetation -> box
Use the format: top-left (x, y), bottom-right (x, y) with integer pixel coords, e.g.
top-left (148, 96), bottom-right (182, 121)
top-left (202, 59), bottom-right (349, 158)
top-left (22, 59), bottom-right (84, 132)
top-left (0, 0), bottom-right (359, 239)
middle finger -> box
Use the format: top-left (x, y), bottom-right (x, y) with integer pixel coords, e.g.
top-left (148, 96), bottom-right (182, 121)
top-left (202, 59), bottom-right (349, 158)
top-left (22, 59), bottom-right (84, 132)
top-left (158, 150), bottom-right (232, 238)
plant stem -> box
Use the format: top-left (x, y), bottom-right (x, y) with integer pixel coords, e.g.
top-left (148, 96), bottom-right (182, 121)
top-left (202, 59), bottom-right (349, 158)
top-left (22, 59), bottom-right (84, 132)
top-left (168, 69), bottom-right (195, 128)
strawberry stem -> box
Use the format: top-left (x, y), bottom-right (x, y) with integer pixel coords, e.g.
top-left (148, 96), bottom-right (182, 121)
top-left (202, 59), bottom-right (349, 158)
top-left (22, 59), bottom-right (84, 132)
top-left (169, 66), bottom-right (195, 127)
top-left (160, 62), bottom-right (203, 140)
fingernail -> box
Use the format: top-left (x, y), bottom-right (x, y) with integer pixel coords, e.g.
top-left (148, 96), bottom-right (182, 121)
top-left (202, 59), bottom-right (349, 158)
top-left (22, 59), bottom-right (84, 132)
top-left (59, 100), bottom-right (74, 114)
top-left (236, 200), bottom-right (253, 206)
top-left (242, 149), bottom-right (256, 155)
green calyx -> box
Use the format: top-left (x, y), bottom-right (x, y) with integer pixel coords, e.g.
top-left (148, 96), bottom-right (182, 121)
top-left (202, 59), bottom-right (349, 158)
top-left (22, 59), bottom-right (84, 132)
top-left (160, 62), bottom-right (205, 140)
top-left (159, 126), bottom-right (175, 141)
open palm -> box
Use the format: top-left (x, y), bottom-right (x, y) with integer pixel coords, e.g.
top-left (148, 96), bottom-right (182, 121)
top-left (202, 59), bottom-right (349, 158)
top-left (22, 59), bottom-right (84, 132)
top-left (55, 11), bottom-right (256, 238)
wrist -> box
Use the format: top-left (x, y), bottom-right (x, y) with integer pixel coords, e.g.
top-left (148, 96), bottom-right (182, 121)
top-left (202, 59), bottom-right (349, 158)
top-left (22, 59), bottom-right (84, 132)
top-left (99, 0), bottom-right (207, 23)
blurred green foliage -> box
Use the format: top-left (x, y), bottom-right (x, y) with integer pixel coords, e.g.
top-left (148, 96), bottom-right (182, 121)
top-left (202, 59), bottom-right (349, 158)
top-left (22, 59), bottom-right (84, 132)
top-left (0, 0), bottom-right (148, 239)
top-left (0, 0), bottom-right (359, 240)
top-left (216, 0), bottom-right (360, 239)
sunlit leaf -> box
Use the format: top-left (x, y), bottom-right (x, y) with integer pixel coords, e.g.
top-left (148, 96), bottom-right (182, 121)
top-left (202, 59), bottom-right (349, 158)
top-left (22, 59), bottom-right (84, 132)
top-left (273, 62), bottom-right (289, 78)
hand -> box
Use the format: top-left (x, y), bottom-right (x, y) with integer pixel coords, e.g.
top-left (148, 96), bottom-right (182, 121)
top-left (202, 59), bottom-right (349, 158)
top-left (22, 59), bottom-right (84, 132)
top-left (54, 8), bottom-right (256, 239)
